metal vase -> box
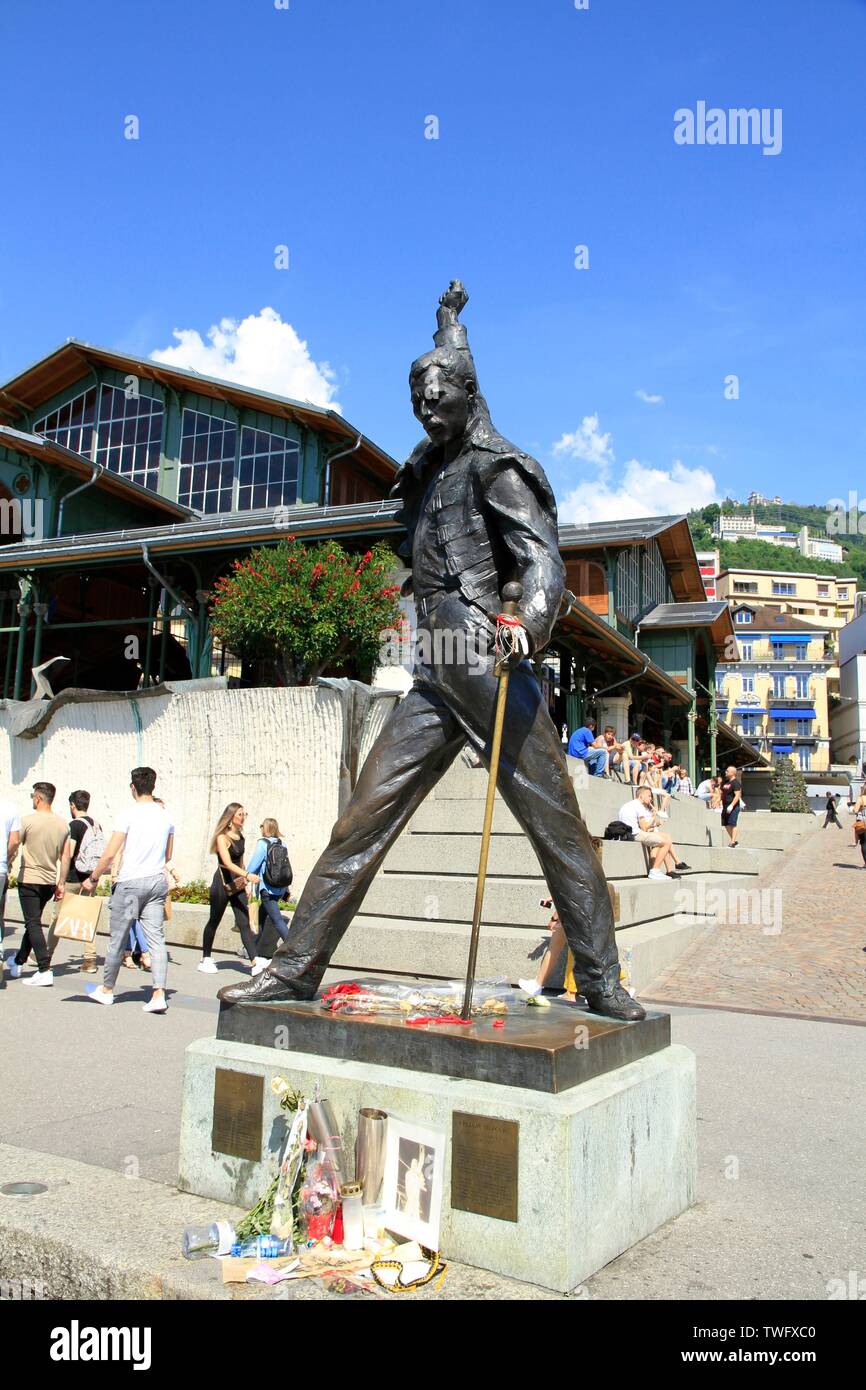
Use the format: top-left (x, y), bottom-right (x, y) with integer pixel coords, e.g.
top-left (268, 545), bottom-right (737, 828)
top-left (306, 1100), bottom-right (349, 1189)
top-left (355, 1108), bottom-right (388, 1205)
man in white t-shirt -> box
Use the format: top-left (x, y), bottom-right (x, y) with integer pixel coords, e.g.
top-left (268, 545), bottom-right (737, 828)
top-left (81, 767), bottom-right (174, 1014)
top-left (619, 787), bottom-right (688, 880)
top-left (0, 799), bottom-right (22, 964)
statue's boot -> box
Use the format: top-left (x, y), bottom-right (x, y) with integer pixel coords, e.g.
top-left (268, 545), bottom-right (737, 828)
top-left (582, 979), bottom-right (646, 1022)
top-left (219, 970), bottom-right (314, 1006)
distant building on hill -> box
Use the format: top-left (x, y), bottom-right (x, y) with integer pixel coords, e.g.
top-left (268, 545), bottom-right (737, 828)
top-left (712, 510), bottom-right (845, 563)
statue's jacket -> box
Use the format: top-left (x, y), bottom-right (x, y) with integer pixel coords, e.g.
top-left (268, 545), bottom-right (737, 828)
top-left (389, 411), bottom-right (566, 656)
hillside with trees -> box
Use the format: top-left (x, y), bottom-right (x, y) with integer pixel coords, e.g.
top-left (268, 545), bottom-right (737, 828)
top-left (688, 501), bottom-right (866, 587)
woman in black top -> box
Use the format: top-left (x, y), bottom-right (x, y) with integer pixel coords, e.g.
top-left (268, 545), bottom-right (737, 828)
top-left (198, 803), bottom-right (259, 973)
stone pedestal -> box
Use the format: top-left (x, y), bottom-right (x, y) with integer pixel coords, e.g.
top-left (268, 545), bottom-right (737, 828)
top-left (178, 1036), bottom-right (696, 1293)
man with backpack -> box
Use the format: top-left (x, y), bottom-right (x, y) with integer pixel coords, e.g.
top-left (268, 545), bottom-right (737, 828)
top-left (49, 790), bottom-right (106, 974)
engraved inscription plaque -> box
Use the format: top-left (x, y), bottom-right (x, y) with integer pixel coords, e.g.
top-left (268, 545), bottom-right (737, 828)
top-left (212, 1068), bottom-right (263, 1161)
top-left (451, 1111), bottom-right (518, 1222)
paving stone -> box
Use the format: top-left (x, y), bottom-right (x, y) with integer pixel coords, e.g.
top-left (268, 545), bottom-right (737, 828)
top-left (644, 829), bottom-right (866, 1022)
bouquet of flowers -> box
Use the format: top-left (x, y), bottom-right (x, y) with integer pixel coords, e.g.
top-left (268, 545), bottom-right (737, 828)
top-left (298, 1141), bottom-right (340, 1243)
top-left (234, 1077), bottom-right (306, 1245)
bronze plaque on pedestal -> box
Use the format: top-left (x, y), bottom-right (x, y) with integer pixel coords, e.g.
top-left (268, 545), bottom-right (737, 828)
top-left (451, 1112), bottom-right (519, 1222)
top-left (212, 1068), bottom-right (263, 1161)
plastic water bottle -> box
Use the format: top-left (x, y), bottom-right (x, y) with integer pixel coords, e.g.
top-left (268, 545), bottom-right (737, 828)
top-left (229, 1234), bottom-right (294, 1259)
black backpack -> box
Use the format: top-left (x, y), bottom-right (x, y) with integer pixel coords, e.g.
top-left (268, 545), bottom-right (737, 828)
top-left (604, 820), bottom-right (635, 841)
top-left (265, 839), bottom-right (293, 889)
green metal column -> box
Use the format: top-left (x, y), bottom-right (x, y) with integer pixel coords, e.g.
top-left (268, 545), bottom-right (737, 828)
top-left (12, 585), bottom-right (31, 701)
top-left (143, 581), bottom-right (157, 686)
top-left (30, 590), bottom-right (45, 698)
top-left (603, 549), bottom-right (617, 627)
top-left (195, 590), bottom-right (212, 678)
top-left (686, 633), bottom-right (696, 783)
top-left (158, 592), bottom-right (169, 683)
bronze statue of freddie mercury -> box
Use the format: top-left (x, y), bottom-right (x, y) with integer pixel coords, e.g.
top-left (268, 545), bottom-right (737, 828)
top-left (222, 283), bottom-right (645, 1022)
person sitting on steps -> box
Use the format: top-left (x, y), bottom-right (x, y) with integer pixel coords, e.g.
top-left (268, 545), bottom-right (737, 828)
top-left (619, 786), bottom-right (689, 880)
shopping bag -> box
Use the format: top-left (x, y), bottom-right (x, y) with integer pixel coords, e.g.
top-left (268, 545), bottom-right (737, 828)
top-left (53, 892), bottom-right (103, 943)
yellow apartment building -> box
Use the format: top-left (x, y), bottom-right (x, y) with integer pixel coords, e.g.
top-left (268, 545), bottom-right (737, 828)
top-left (716, 566), bottom-right (856, 694)
top-left (715, 604), bottom-right (832, 772)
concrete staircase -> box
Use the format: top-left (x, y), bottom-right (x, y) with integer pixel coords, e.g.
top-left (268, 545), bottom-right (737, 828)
top-left (332, 758), bottom-right (815, 993)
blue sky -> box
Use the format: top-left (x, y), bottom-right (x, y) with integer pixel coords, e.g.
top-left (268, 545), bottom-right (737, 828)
top-left (1, 0), bottom-right (865, 521)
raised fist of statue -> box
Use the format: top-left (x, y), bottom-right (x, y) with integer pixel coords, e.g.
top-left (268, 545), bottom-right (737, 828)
top-left (439, 280), bottom-right (468, 316)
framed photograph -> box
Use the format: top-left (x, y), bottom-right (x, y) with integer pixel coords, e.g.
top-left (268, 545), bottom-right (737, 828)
top-left (381, 1117), bottom-right (446, 1250)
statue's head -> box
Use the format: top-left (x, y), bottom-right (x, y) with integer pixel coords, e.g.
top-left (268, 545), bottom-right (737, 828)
top-left (409, 281), bottom-right (488, 446)
top-left (410, 360), bottom-right (475, 445)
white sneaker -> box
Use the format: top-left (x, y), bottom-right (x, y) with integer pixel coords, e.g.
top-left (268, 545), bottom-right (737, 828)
top-left (5, 961), bottom-right (22, 979)
top-left (86, 984), bottom-right (114, 1005)
top-left (648, 869), bottom-right (668, 880)
top-left (197, 959), bottom-right (218, 974)
top-left (23, 969), bottom-right (53, 987)
top-left (656, 811), bottom-right (670, 820)
top-left (518, 978), bottom-right (543, 997)
top-left (143, 996), bottom-right (168, 1014)
top-left (251, 957), bottom-right (269, 978)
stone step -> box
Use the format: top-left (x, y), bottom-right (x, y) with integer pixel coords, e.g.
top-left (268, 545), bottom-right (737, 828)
top-left (331, 912), bottom-right (716, 996)
top-left (432, 763), bottom-right (815, 838)
top-left (361, 869), bottom-right (757, 931)
top-left (704, 824), bottom-right (804, 850)
top-left (434, 763), bottom-right (715, 825)
top-left (408, 798), bottom-right (801, 851)
top-left (385, 833), bottom-right (773, 879)
top-left (752, 810), bottom-right (817, 832)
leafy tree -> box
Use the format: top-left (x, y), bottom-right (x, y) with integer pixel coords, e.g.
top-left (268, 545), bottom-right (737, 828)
top-left (768, 757), bottom-right (810, 813)
top-left (210, 537), bottom-right (402, 686)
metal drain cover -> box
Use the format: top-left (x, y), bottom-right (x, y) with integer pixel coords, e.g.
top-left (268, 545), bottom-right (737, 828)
top-left (1, 1182), bottom-right (48, 1196)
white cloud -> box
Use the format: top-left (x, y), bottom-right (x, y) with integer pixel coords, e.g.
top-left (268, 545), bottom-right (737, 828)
top-left (635, 389), bottom-right (664, 405)
top-left (553, 413), bottom-right (718, 524)
top-left (552, 413), bottom-right (614, 466)
top-left (150, 307), bottom-right (341, 411)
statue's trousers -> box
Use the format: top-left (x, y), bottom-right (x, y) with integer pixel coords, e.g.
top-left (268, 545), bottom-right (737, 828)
top-left (266, 593), bottom-right (620, 997)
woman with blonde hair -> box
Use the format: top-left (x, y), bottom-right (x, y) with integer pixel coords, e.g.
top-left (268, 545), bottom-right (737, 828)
top-left (245, 816), bottom-right (294, 975)
top-left (198, 802), bottom-right (258, 974)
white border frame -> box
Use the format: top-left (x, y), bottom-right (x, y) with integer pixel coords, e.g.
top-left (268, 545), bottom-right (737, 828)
top-left (381, 1117), bottom-right (446, 1250)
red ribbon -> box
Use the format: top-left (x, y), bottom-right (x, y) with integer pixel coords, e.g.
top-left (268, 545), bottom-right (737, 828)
top-left (405, 1014), bottom-right (474, 1027)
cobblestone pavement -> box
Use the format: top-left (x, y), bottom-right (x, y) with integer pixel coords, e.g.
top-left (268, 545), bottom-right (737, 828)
top-left (643, 823), bottom-right (866, 1023)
